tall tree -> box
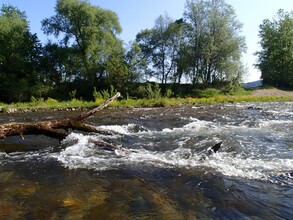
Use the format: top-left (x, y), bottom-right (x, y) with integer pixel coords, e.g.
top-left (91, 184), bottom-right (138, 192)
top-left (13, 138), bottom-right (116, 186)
top-left (184, 0), bottom-right (246, 84)
top-left (41, 0), bottom-right (126, 88)
top-left (256, 9), bottom-right (293, 87)
top-left (136, 14), bottom-right (184, 84)
top-left (125, 41), bottom-right (149, 82)
top-left (0, 4), bottom-right (42, 102)
top-left (168, 18), bottom-right (190, 84)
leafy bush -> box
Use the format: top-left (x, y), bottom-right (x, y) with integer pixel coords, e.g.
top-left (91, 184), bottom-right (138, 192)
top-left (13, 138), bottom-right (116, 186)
top-left (46, 97), bottom-right (58, 103)
top-left (136, 83), bottom-right (162, 99)
top-left (30, 96), bottom-right (44, 104)
top-left (93, 85), bottom-right (117, 101)
top-left (69, 90), bottom-right (77, 100)
top-left (165, 88), bottom-right (173, 98)
top-left (223, 85), bottom-right (251, 96)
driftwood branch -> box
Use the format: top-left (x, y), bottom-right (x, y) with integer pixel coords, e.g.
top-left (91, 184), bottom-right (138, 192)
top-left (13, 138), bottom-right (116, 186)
top-left (73, 92), bottom-right (121, 121)
top-left (0, 92), bottom-right (121, 140)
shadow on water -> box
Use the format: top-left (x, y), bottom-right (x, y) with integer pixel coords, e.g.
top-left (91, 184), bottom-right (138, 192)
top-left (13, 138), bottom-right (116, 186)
top-left (0, 102), bottom-right (293, 219)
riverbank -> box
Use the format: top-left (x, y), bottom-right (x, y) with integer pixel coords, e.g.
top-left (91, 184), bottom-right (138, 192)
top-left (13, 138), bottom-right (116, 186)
top-left (252, 88), bottom-right (293, 96)
top-left (1, 89), bottom-right (292, 113)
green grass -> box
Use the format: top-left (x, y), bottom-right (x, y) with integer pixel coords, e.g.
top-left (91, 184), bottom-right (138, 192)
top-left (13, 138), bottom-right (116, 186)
top-left (111, 95), bottom-right (293, 107)
top-left (1, 94), bottom-right (293, 113)
top-left (0, 98), bottom-right (97, 112)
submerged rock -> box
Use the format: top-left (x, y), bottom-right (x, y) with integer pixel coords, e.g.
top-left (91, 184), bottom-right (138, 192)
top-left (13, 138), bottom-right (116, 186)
top-left (247, 106), bottom-right (262, 110)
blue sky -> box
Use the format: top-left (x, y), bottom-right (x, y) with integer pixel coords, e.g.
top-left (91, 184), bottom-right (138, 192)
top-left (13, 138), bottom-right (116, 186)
top-left (2, 0), bottom-right (293, 82)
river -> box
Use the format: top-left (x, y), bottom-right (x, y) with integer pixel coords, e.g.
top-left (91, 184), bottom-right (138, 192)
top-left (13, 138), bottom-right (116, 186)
top-left (0, 102), bottom-right (292, 219)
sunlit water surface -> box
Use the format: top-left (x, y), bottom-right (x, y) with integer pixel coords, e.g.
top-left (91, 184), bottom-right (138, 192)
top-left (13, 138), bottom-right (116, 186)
top-left (0, 102), bottom-right (292, 219)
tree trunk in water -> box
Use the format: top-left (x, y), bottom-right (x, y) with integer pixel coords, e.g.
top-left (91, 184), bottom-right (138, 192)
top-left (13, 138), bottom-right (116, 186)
top-left (0, 93), bottom-right (121, 141)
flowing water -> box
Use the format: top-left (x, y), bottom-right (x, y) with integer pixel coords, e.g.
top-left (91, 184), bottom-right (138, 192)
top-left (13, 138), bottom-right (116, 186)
top-left (0, 102), bottom-right (292, 219)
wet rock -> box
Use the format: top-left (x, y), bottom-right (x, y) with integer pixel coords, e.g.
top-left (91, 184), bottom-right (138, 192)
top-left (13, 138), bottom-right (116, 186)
top-left (247, 106), bottom-right (262, 110)
top-left (127, 124), bottom-right (149, 133)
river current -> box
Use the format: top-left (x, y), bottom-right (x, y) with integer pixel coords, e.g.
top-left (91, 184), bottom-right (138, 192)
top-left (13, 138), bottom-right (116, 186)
top-left (0, 102), bottom-right (292, 219)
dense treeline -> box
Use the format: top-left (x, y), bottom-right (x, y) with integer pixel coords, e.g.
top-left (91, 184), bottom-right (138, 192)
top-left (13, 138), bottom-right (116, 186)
top-left (256, 9), bottom-right (293, 87)
top-left (4, 0), bottom-right (289, 103)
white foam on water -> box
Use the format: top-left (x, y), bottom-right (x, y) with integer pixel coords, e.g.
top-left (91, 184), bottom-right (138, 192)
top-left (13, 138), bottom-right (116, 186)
top-left (162, 118), bottom-right (213, 133)
top-left (0, 147), bottom-right (56, 164)
top-left (97, 124), bottom-right (132, 134)
top-left (50, 118), bottom-right (292, 185)
top-left (258, 119), bottom-right (292, 128)
top-left (55, 133), bottom-right (293, 183)
top-left (55, 133), bottom-right (125, 170)
top-left (54, 130), bottom-right (208, 170)
top-left (204, 152), bottom-right (293, 181)
top-left (97, 123), bottom-right (149, 135)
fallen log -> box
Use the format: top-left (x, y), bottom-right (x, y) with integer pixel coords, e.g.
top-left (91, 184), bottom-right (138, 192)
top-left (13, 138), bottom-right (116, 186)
top-left (0, 92), bottom-right (121, 140)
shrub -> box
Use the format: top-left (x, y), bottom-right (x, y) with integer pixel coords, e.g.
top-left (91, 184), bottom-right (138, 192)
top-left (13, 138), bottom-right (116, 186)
top-left (137, 83), bottom-right (162, 99)
top-left (69, 90), bottom-right (77, 100)
top-left (165, 88), bottom-right (173, 98)
top-left (93, 85), bottom-right (117, 101)
top-left (46, 97), bottom-right (58, 103)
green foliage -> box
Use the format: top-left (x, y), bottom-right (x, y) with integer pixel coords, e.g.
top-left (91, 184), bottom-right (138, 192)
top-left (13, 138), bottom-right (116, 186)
top-left (46, 97), bottom-right (58, 103)
top-left (194, 88), bottom-right (221, 98)
top-left (125, 41), bottom-right (147, 82)
top-left (165, 88), bottom-right (173, 98)
top-left (41, 42), bottom-right (79, 85)
top-left (93, 85), bottom-right (117, 101)
top-left (134, 0), bottom-right (246, 86)
top-left (224, 86), bottom-right (251, 96)
top-left (42, 0), bottom-right (123, 87)
top-left (146, 83), bottom-right (161, 99)
top-left (184, 0), bottom-right (246, 84)
top-left (105, 55), bottom-right (129, 90)
top-left (30, 83), bottom-right (52, 98)
top-left (136, 83), bottom-right (162, 99)
top-left (136, 14), bottom-right (181, 84)
top-left (256, 9), bottom-right (293, 87)
top-left (2, 94), bottom-right (293, 112)
top-left (69, 90), bottom-right (77, 100)
top-left (93, 87), bottom-right (102, 99)
top-left (0, 4), bottom-right (42, 102)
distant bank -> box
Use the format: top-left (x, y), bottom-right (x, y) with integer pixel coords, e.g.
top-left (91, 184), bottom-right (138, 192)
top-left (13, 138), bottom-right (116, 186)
top-left (244, 80), bottom-right (263, 89)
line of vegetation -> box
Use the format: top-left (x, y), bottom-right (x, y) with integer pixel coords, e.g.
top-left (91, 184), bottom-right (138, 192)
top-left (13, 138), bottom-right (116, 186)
top-left (1, 85), bottom-right (292, 113)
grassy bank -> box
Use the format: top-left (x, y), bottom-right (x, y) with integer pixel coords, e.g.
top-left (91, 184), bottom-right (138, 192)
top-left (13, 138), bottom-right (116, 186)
top-left (1, 94), bottom-right (293, 113)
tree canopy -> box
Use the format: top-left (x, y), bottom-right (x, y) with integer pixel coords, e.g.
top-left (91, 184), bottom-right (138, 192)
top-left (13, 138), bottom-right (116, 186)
top-left (184, 0), bottom-right (246, 84)
top-left (256, 9), bottom-right (293, 87)
top-left (134, 0), bottom-right (246, 85)
top-left (0, 4), bottom-right (42, 102)
top-left (42, 0), bottom-right (127, 88)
